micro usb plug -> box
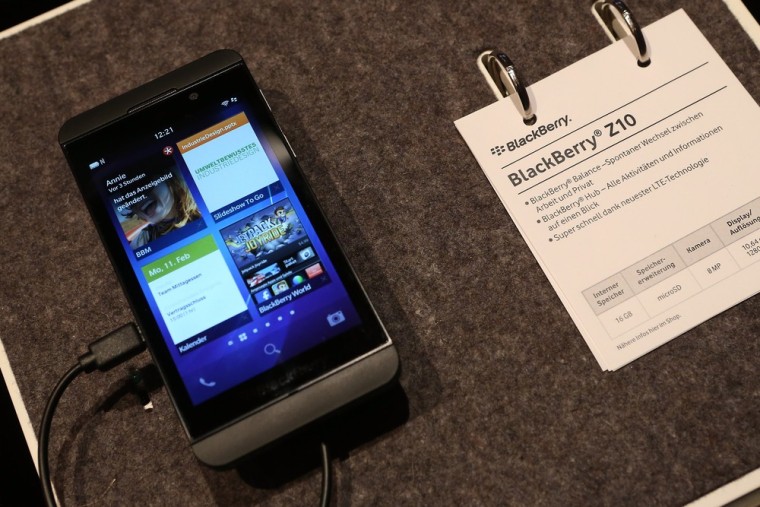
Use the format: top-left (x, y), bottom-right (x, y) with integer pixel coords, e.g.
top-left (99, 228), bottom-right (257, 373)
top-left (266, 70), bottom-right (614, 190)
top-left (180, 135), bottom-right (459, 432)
top-left (77, 323), bottom-right (145, 372)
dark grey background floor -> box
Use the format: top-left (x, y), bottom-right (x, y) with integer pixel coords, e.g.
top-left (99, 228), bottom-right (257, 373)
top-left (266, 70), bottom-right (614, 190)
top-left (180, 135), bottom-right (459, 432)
top-left (0, 372), bottom-right (43, 506)
top-left (0, 6), bottom-right (82, 507)
top-left (0, 0), bottom-right (70, 31)
top-left (743, 0), bottom-right (760, 20)
top-left (2, 4), bottom-right (109, 506)
top-left (1, 1), bottom-right (759, 506)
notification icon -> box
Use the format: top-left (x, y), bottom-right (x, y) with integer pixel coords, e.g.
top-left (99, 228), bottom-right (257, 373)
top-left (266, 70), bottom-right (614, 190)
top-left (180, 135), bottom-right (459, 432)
top-left (162, 146), bottom-right (174, 156)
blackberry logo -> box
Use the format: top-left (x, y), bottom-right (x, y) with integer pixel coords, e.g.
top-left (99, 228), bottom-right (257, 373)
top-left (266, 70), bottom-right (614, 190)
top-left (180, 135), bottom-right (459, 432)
top-left (490, 145), bottom-right (506, 156)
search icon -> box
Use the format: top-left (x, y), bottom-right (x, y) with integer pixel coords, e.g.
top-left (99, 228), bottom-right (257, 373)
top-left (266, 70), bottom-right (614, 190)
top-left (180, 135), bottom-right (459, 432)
top-left (264, 343), bottom-right (281, 355)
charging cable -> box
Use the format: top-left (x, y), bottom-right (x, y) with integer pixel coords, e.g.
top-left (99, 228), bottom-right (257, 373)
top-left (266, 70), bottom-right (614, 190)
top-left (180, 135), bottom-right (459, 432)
top-left (320, 441), bottom-right (332, 507)
top-left (38, 323), bottom-right (145, 507)
top-left (38, 323), bottom-right (335, 506)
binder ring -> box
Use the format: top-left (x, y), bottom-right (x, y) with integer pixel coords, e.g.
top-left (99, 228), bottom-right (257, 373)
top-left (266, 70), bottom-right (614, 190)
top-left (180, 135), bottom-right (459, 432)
top-left (480, 51), bottom-right (536, 125)
top-left (593, 0), bottom-right (650, 66)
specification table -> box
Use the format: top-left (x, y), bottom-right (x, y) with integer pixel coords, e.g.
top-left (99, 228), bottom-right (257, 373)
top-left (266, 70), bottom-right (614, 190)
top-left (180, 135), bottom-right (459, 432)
top-left (584, 196), bottom-right (760, 338)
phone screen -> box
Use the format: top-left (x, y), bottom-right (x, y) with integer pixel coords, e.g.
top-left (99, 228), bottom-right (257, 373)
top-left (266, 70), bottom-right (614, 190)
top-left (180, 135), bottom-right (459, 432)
top-left (61, 62), bottom-right (387, 426)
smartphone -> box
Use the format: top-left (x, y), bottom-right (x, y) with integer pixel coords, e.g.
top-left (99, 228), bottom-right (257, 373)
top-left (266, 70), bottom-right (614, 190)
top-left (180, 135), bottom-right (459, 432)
top-left (58, 50), bottom-right (399, 466)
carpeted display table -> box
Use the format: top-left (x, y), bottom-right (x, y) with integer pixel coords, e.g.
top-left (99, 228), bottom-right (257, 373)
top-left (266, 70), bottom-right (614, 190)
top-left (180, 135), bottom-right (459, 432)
top-left (0, 0), bottom-right (758, 504)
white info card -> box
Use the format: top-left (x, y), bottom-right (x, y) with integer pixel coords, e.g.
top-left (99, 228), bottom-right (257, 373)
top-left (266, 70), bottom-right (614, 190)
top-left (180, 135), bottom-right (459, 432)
top-left (455, 10), bottom-right (760, 370)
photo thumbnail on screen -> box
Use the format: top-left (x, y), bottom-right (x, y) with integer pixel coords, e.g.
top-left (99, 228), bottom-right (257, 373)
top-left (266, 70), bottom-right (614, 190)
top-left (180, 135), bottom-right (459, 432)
top-left (105, 159), bottom-right (202, 251)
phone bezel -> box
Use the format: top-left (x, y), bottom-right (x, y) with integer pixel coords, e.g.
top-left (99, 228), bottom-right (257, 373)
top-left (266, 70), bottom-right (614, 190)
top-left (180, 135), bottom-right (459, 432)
top-left (59, 51), bottom-right (395, 440)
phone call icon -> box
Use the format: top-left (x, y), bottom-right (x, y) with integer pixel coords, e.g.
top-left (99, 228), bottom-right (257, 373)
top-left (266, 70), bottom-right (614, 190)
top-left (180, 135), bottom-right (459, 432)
top-left (199, 377), bottom-right (216, 387)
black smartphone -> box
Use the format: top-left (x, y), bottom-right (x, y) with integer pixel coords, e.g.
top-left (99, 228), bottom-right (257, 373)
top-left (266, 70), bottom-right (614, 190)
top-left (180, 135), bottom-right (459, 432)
top-left (58, 50), bottom-right (399, 466)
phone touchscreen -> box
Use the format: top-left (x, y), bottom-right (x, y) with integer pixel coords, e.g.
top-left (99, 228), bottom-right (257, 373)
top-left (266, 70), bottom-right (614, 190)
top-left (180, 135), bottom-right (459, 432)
top-left (63, 64), bottom-right (381, 413)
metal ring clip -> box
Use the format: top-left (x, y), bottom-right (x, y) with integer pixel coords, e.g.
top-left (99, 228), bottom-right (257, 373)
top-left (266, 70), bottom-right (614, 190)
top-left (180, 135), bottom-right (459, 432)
top-left (479, 50), bottom-right (536, 125)
top-left (593, 0), bottom-right (650, 66)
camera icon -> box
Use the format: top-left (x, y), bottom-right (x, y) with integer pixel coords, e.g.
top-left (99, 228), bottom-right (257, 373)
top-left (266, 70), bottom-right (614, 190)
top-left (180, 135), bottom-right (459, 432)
top-left (326, 311), bottom-right (345, 327)
top-left (298, 247), bottom-right (315, 261)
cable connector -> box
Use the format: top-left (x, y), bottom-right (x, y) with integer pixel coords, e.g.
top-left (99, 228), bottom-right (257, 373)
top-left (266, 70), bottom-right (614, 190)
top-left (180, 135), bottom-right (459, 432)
top-left (77, 323), bottom-right (145, 373)
top-left (128, 367), bottom-right (154, 411)
top-left (40, 322), bottom-right (146, 506)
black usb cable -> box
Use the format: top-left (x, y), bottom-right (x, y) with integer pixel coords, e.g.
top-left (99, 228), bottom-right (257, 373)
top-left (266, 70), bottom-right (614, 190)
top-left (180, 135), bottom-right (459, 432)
top-left (38, 323), bottom-right (145, 507)
top-left (37, 323), bottom-right (334, 506)
top-left (320, 441), bottom-right (332, 507)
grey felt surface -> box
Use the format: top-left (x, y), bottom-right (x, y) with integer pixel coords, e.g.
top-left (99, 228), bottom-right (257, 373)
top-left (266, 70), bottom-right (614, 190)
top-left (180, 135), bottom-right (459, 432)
top-left (1, 0), bottom-right (759, 505)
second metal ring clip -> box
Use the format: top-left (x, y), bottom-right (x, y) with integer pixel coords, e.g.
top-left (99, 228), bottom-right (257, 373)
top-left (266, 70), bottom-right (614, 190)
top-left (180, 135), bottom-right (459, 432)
top-left (478, 0), bottom-right (650, 123)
